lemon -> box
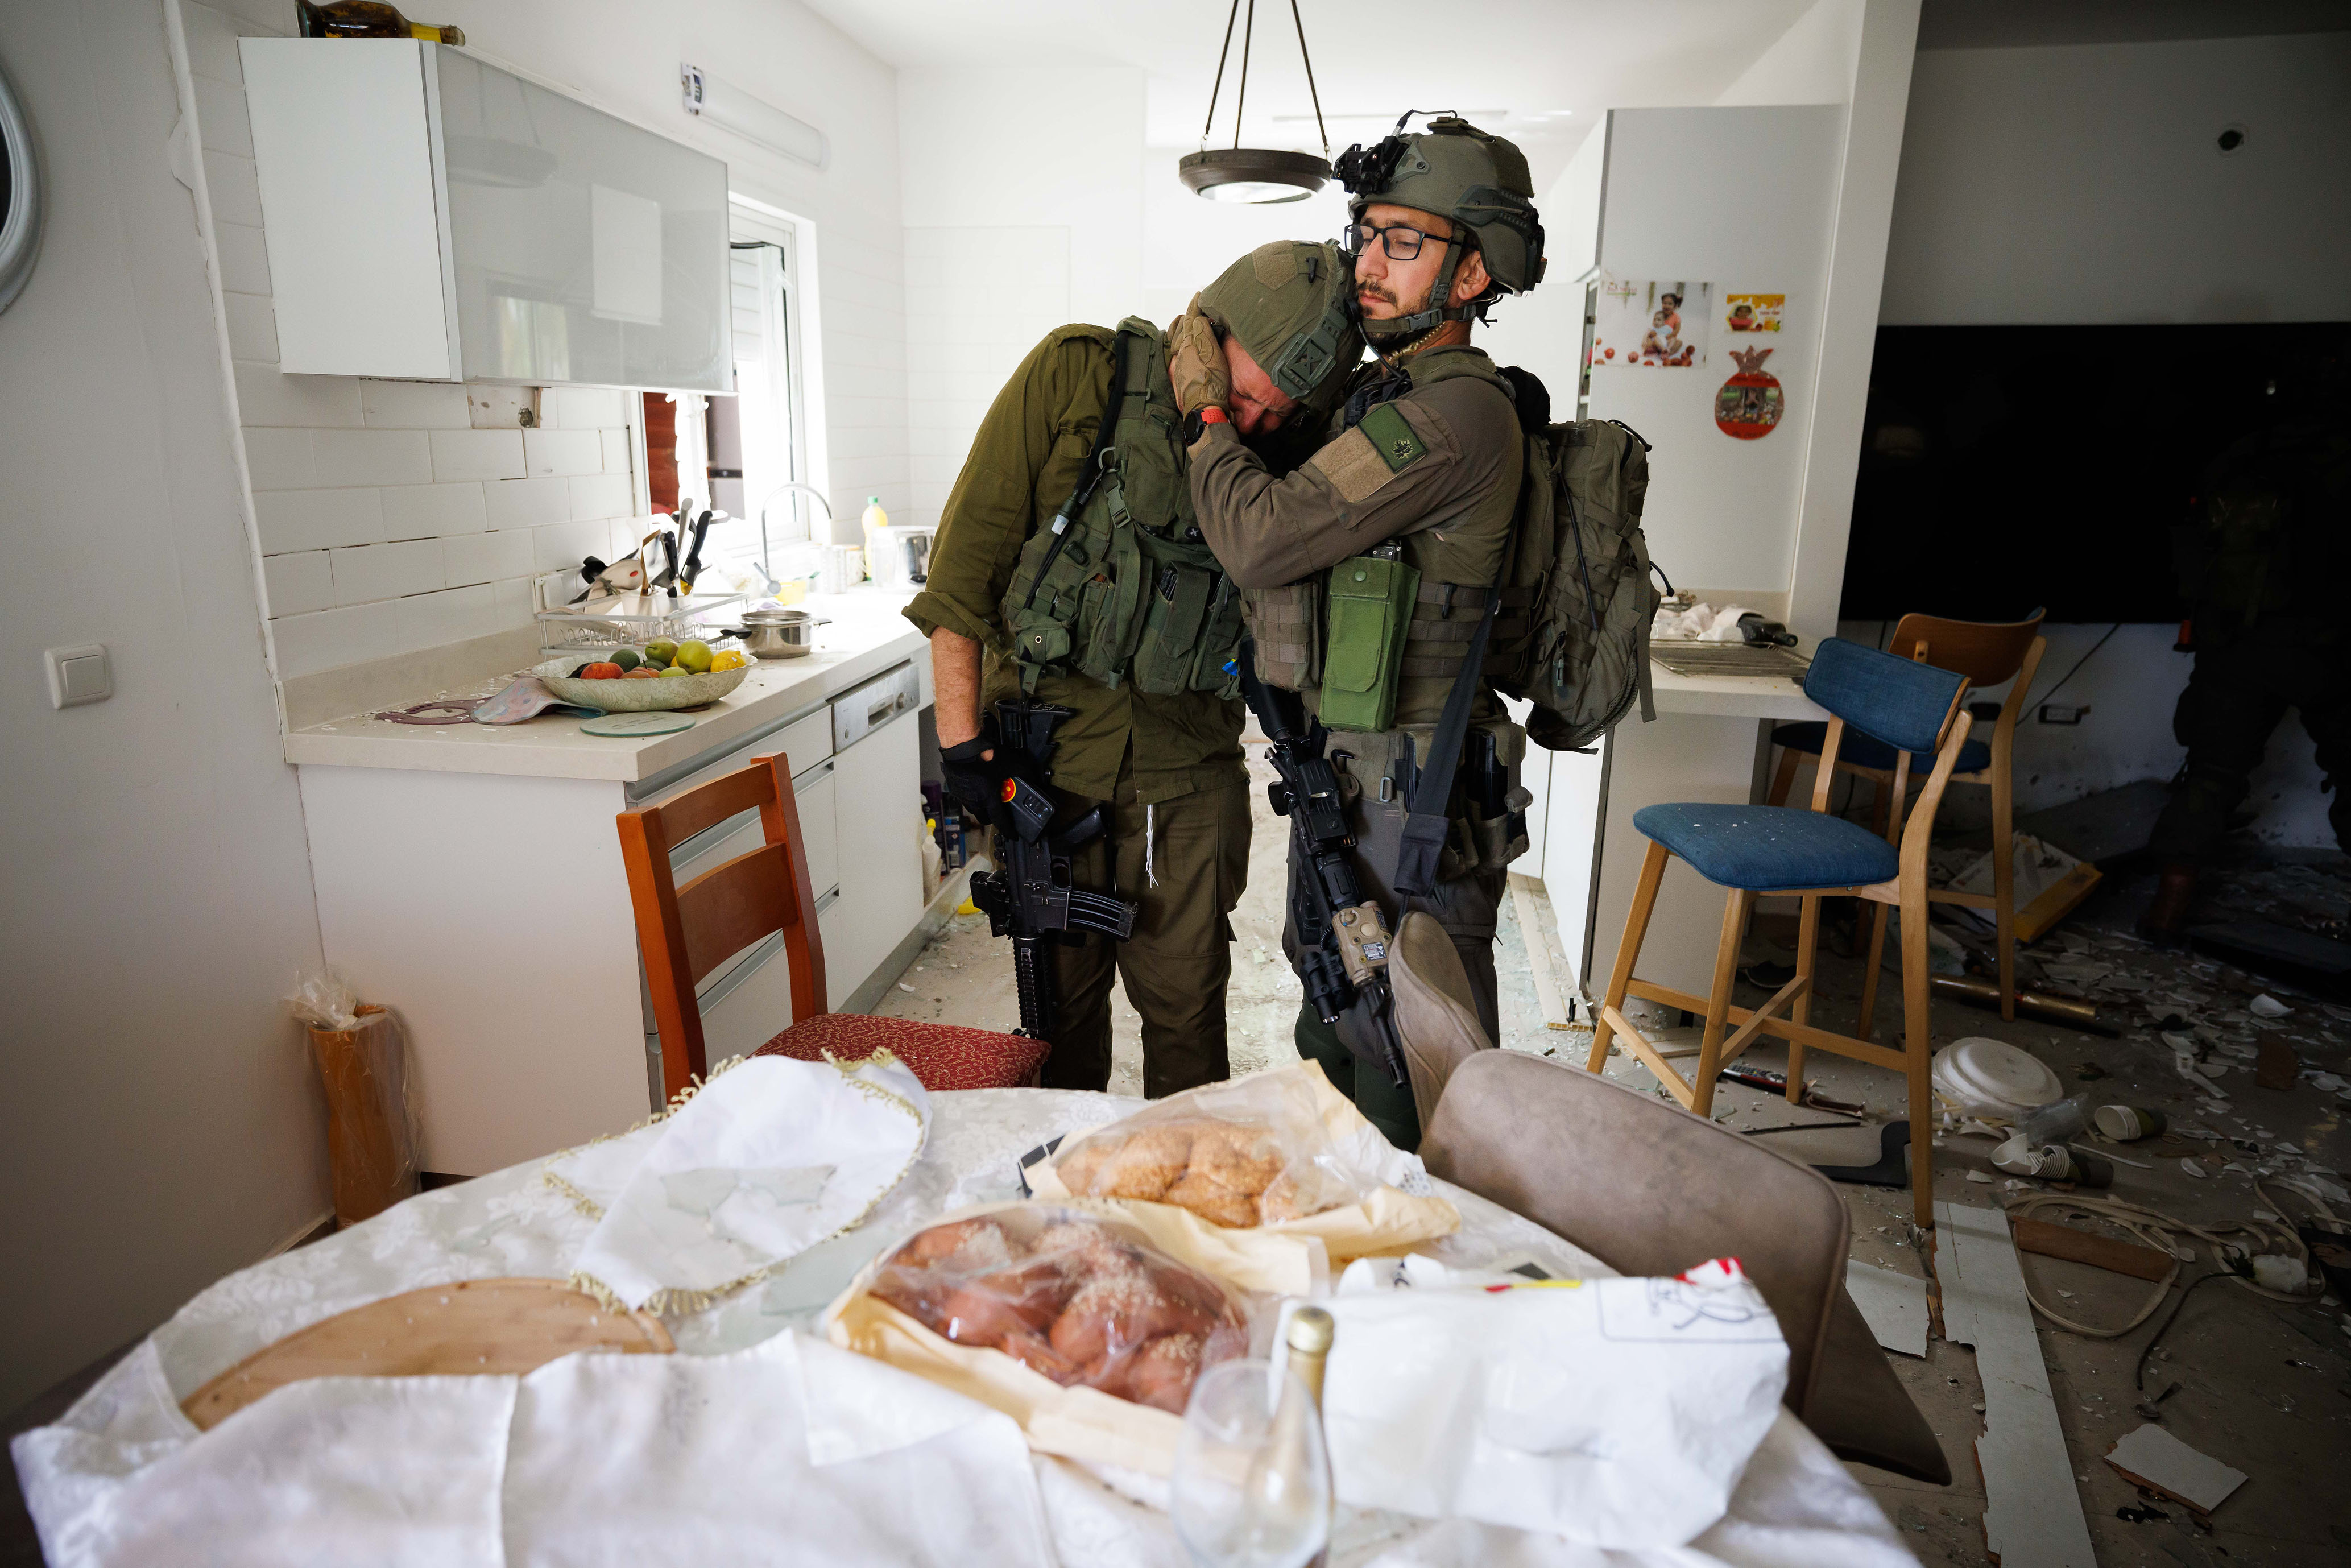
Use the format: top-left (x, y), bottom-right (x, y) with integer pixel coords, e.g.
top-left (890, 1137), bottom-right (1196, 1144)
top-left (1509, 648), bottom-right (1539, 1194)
top-left (709, 649), bottom-right (746, 672)
top-left (674, 639), bottom-right (715, 674)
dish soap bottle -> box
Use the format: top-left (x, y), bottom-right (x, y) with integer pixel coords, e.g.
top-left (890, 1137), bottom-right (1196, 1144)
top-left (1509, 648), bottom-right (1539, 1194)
top-left (860, 496), bottom-right (888, 584)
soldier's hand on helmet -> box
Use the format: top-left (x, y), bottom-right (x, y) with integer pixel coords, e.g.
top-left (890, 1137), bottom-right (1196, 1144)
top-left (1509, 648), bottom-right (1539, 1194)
top-left (1167, 299), bottom-right (1231, 417)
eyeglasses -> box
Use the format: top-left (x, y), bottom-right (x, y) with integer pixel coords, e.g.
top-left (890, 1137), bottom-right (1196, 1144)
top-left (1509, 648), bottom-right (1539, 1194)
top-left (1344, 221), bottom-right (1447, 262)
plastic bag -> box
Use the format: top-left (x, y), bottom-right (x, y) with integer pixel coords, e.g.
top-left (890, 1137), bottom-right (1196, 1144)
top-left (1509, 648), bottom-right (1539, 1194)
top-left (1292, 1256), bottom-right (1790, 1548)
top-left (289, 973), bottom-right (419, 1227)
top-left (1027, 1061), bottom-right (1460, 1265)
top-left (1040, 1064), bottom-right (1370, 1224)
top-left (825, 1202), bottom-right (1260, 1474)
top-left (868, 1207), bottom-right (1248, 1410)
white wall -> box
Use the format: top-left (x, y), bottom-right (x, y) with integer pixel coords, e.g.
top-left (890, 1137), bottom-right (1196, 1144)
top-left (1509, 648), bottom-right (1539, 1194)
top-left (1139, 144), bottom-right (1351, 331)
top-left (1874, 30), bottom-right (2350, 844)
top-left (185, 0), bottom-right (909, 677)
top-left (1714, 0), bottom-right (1865, 107)
top-left (1881, 31), bottom-right (2351, 326)
top-left (0, 0), bottom-right (330, 1413)
top-left (896, 68), bottom-right (1144, 531)
top-left (1579, 105), bottom-right (1848, 601)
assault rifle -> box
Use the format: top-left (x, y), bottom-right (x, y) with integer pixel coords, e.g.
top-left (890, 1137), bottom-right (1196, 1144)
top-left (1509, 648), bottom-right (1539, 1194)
top-left (1237, 642), bottom-right (1410, 1086)
top-left (967, 700), bottom-right (1139, 1039)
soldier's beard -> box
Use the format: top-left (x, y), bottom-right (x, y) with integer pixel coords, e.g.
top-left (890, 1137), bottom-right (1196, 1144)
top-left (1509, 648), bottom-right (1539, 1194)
top-left (1357, 275), bottom-right (1444, 321)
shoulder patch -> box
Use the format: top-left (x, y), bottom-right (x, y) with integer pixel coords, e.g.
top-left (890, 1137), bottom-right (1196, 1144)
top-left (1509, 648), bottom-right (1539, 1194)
top-left (1357, 402), bottom-right (1427, 474)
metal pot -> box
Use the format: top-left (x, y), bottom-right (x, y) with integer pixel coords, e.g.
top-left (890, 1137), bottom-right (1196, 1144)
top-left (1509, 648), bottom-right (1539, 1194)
top-left (728, 608), bottom-right (828, 659)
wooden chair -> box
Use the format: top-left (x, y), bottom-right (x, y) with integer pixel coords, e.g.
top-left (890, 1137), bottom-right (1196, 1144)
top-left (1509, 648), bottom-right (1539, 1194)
top-left (616, 755), bottom-right (1046, 1102)
top-left (1588, 638), bottom-right (1974, 1229)
top-left (1767, 610), bottom-right (2047, 1021)
top-left (1422, 1051), bottom-right (1951, 1485)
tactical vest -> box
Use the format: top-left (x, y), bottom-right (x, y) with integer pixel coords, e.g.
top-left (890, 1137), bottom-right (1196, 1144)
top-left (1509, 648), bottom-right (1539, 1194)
top-left (1000, 319), bottom-right (1246, 698)
top-left (1241, 347), bottom-right (1527, 729)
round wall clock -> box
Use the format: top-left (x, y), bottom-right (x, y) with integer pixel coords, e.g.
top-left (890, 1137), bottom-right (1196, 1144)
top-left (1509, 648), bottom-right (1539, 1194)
top-left (0, 59), bottom-right (42, 316)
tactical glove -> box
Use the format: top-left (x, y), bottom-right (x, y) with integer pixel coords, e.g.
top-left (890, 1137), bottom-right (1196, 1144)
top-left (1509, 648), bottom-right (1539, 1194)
top-left (1167, 297), bottom-right (1231, 417)
top-left (938, 718), bottom-right (1007, 823)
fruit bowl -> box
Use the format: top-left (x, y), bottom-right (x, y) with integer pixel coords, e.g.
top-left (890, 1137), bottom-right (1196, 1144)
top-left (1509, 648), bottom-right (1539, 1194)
top-left (532, 656), bottom-right (751, 713)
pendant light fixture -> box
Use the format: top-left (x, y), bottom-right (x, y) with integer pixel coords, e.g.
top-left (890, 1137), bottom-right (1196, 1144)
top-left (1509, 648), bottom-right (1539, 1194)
top-left (1179, 0), bottom-right (1331, 204)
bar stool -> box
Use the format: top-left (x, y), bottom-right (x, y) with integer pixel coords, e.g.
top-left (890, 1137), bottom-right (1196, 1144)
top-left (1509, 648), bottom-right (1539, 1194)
top-left (1586, 638), bottom-right (1975, 1229)
top-left (1766, 610), bottom-right (2046, 1023)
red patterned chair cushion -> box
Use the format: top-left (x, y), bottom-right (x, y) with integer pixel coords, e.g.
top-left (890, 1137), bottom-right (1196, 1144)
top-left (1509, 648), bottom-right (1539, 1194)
top-left (753, 1012), bottom-right (1046, 1092)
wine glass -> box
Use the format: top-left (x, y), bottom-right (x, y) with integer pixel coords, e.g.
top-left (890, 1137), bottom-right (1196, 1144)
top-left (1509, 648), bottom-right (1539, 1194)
top-left (1170, 1359), bottom-right (1332, 1568)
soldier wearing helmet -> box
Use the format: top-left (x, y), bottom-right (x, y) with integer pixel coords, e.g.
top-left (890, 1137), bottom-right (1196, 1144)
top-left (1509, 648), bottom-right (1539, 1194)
top-left (910, 242), bottom-right (1361, 1096)
top-left (1173, 116), bottom-right (1546, 1147)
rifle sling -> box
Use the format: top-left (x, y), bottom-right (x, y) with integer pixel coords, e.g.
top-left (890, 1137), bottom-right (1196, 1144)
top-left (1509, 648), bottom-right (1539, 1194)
top-left (1394, 564), bottom-right (1504, 898)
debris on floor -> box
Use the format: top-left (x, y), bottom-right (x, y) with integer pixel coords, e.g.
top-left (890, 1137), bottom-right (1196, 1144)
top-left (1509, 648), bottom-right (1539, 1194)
top-left (2102, 1423), bottom-right (2247, 1517)
top-left (1846, 1260), bottom-right (1929, 1358)
top-left (1935, 1201), bottom-right (2098, 1567)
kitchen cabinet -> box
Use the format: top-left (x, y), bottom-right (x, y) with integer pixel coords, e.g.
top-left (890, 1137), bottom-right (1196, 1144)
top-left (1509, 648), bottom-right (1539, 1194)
top-left (825, 701), bottom-right (922, 1007)
top-left (292, 605), bottom-right (946, 1174)
top-left (239, 39), bottom-right (731, 392)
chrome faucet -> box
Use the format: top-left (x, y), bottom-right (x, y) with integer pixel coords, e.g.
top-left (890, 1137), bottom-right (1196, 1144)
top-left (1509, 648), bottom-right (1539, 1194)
top-left (752, 482), bottom-right (835, 595)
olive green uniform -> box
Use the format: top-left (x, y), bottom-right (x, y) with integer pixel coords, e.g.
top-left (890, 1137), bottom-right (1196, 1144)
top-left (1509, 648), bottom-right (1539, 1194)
top-left (907, 325), bottom-right (1250, 1097)
top-left (1190, 345), bottom-right (1532, 1145)
top-left (2147, 416), bottom-right (2351, 864)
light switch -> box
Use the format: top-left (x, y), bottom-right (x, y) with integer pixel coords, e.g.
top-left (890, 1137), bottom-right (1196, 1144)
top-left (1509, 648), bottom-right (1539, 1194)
top-left (44, 643), bottom-right (111, 709)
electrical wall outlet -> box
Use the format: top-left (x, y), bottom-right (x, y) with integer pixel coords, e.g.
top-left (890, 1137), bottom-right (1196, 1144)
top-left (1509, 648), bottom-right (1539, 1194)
top-left (2039, 703), bottom-right (2089, 725)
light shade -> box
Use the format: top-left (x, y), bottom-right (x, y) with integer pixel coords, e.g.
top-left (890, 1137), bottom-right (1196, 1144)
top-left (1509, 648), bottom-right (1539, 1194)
top-left (1180, 148), bottom-right (1330, 205)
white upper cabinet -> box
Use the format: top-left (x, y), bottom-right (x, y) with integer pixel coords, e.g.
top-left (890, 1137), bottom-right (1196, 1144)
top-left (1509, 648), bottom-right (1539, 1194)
top-left (241, 39), bottom-right (731, 392)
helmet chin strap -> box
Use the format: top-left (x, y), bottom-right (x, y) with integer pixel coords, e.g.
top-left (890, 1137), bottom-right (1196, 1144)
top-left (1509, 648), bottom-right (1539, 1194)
top-left (1360, 233), bottom-right (1475, 355)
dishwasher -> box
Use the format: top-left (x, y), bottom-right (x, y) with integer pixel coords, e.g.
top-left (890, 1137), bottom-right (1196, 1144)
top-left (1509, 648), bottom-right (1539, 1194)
top-left (635, 663), bottom-right (922, 1105)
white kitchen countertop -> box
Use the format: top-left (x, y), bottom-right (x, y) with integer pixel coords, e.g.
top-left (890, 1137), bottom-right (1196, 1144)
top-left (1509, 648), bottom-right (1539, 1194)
top-left (284, 588), bottom-right (929, 783)
top-left (1646, 661), bottom-right (1827, 722)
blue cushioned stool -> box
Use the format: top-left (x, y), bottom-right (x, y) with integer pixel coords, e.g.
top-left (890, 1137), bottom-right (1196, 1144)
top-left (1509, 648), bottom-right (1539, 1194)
top-left (1587, 636), bottom-right (1979, 1231)
top-left (1764, 611), bottom-right (2046, 1025)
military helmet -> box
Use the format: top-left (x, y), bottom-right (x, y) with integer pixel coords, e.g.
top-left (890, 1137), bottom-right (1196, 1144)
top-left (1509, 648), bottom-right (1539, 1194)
top-left (1195, 239), bottom-right (1363, 409)
top-left (1336, 114), bottom-right (1545, 342)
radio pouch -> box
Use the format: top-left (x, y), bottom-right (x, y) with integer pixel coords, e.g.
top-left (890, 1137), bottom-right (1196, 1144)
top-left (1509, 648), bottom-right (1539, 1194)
top-left (1319, 553), bottom-right (1420, 733)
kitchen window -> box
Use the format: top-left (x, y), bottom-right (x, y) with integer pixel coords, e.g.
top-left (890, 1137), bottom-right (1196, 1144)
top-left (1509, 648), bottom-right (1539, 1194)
top-left (639, 201), bottom-right (812, 578)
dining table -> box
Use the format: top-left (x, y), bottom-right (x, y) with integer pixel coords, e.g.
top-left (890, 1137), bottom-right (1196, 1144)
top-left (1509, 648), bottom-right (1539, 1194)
top-left (14, 1085), bottom-right (1919, 1567)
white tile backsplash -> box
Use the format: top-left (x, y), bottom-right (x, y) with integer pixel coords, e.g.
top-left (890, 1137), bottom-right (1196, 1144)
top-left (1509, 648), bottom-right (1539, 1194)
top-left (312, 428), bottom-right (434, 487)
top-left (201, 150), bottom-right (263, 226)
top-left (254, 487), bottom-right (384, 554)
top-left (362, 381), bottom-right (473, 429)
top-left (430, 428), bottom-right (527, 482)
top-left (521, 427), bottom-right (603, 477)
top-left (261, 551), bottom-right (334, 617)
top-left (272, 599), bottom-right (401, 680)
top-left (213, 222), bottom-right (271, 296)
top-left (221, 290), bottom-right (277, 361)
top-left (378, 481), bottom-right (489, 541)
top-left (568, 471), bottom-right (632, 523)
top-left (331, 539), bottom-right (445, 605)
top-left (601, 427), bottom-right (632, 474)
top-left (191, 73), bottom-right (252, 157)
top-left (542, 387), bottom-right (628, 428)
top-left (397, 584), bottom-right (499, 649)
top-left (532, 518), bottom-right (614, 573)
top-left (444, 529), bottom-right (534, 588)
top-left (483, 475), bottom-right (573, 531)
top-left (242, 427), bottom-right (313, 491)
top-left (234, 361), bottom-right (361, 427)
top-left (183, 1), bottom-right (245, 84)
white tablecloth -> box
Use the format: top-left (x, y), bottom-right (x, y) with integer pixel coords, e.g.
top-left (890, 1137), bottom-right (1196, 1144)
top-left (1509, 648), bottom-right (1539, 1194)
top-left (14, 1089), bottom-right (1916, 1567)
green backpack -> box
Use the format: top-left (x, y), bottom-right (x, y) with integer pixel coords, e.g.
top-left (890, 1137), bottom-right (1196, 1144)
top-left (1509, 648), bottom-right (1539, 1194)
top-left (1491, 408), bottom-right (1661, 752)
